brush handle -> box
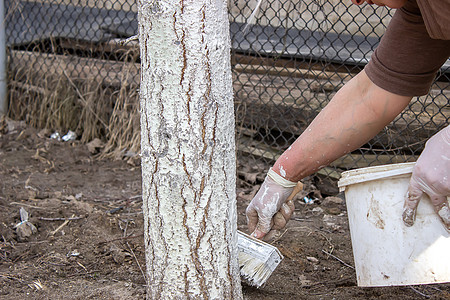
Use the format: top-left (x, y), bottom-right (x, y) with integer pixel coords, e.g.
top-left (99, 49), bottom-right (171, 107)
top-left (286, 181), bottom-right (303, 202)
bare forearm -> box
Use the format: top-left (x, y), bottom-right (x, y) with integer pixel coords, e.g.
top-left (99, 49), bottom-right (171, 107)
top-left (273, 70), bottom-right (412, 181)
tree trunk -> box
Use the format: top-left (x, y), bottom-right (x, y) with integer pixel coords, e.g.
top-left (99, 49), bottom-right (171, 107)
top-left (138, 1), bottom-right (243, 299)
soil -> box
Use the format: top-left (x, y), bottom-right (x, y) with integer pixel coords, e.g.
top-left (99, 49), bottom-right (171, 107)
top-left (1, 118), bottom-right (450, 300)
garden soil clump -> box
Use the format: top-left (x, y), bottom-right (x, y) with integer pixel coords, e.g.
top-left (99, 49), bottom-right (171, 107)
top-left (1, 119), bottom-right (450, 299)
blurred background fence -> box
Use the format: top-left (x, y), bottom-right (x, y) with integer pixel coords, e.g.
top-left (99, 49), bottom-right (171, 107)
top-left (5, 0), bottom-right (450, 192)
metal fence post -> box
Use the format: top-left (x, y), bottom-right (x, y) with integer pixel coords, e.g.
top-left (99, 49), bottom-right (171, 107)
top-left (0, 0), bottom-right (6, 116)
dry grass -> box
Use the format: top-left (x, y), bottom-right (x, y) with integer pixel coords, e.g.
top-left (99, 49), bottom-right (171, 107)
top-left (7, 47), bottom-right (141, 161)
top-left (100, 69), bottom-right (140, 161)
top-left (9, 68), bottom-right (82, 135)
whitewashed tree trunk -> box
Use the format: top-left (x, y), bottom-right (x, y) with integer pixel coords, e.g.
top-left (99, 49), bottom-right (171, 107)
top-left (138, 1), bottom-right (243, 299)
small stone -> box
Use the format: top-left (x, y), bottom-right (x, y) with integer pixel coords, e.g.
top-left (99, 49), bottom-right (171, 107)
top-left (16, 222), bottom-right (37, 241)
top-left (323, 214), bottom-right (335, 226)
top-left (326, 207), bottom-right (342, 215)
top-left (307, 256), bottom-right (319, 264)
top-left (322, 196), bottom-right (344, 206)
top-left (312, 207), bottom-right (324, 215)
top-left (110, 244), bottom-right (126, 264)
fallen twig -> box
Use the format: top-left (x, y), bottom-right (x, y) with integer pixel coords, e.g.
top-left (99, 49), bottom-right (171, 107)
top-left (49, 214), bottom-right (74, 235)
top-left (107, 206), bottom-right (124, 214)
top-left (15, 240), bottom-right (48, 245)
top-left (0, 273), bottom-right (27, 283)
top-left (120, 35), bottom-right (138, 45)
top-left (321, 249), bottom-right (354, 269)
top-left (66, 269), bottom-right (100, 278)
top-left (0, 252), bottom-right (10, 262)
top-left (269, 228), bottom-right (288, 244)
top-left (301, 276), bottom-right (355, 289)
top-left (291, 217), bottom-right (313, 222)
top-left (409, 286), bottom-right (431, 299)
top-left (98, 234), bottom-right (144, 244)
top-left (9, 202), bottom-right (45, 209)
top-left (1, 272), bottom-right (44, 290)
top-left (39, 216), bottom-right (84, 221)
top-left (77, 261), bottom-right (88, 272)
top-left (127, 241), bottom-right (146, 282)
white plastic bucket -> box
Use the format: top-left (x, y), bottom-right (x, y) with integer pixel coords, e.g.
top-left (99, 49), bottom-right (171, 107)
top-left (338, 162), bottom-right (450, 287)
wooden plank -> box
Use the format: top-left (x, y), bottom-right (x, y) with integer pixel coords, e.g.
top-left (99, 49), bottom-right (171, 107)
top-left (10, 49), bottom-right (448, 161)
top-left (237, 135), bottom-right (418, 176)
top-left (58, 38), bottom-right (140, 58)
top-left (232, 53), bottom-right (363, 75)
top-left (233, 68), bottom-right (450, 151)
top-left (10, 80), bottom-right (49, 95)
top-left (330, 153), bottom-right (418, 169)
top-left (237, 137), bottom-right (342, 179)
top-left (10, 50), bottom-right (140, 88)
top-left (26, 0), bottom-right (137, 12)
top-left (234, 71), bottom-right (336, 113)
top-left (233, 63), bottom-right (352, 83)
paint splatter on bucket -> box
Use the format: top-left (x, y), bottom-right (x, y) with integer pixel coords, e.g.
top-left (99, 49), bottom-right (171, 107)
top-left (338, 163), bottom-right (450, 287)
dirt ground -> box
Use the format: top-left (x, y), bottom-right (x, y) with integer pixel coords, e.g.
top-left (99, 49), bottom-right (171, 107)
top-left (1, 118), bottom-right (450, 300)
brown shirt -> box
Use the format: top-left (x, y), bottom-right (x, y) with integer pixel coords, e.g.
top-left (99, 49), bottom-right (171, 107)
top-left (364, 0), bottom-right (450, 96)
top-left (418, 0), bottom-right (450, 40)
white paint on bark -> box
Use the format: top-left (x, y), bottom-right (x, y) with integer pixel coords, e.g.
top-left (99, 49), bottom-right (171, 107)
top-left (138, 1), bottom-right (242, 299)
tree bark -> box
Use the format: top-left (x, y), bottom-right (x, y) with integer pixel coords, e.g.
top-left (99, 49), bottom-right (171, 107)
top-left (138, 1), bottom-right (242, 299)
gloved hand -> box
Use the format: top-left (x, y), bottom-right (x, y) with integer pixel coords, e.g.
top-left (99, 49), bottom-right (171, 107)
top-left (246, 168), bottom-right (301, 239)
top-left (403, 125), bottom-right (450, 231)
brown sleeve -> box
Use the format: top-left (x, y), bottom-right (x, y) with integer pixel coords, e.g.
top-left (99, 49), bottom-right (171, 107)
top-left (364, 0), bottom-right (450, 97)
top-left (417, 0), bottom-right (450, 40)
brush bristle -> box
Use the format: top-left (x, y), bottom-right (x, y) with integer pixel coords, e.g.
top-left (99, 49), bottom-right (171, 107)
top-left (237, 231), bottom-right (283, 288)
top-left (239, 252), bottom-right (273, 288)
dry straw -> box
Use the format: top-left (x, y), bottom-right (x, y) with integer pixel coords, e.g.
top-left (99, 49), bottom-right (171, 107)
top-left (8, 40), bottom-right (141, 160)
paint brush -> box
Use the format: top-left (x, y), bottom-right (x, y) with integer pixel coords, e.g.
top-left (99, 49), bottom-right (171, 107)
top-left (238, 182), bottom-right (303, 288)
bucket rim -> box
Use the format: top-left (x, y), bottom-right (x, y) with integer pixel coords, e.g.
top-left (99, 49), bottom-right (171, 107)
top-left (338, 162), bottom-right (416, 190)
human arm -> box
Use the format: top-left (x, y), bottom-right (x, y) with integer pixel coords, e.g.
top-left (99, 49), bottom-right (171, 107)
top-left (403, 125), bottom-right (450, 231)
top-left (246, 70), bottom-right (412, 238)
top-left (272, 70), bottom-right (412, 182)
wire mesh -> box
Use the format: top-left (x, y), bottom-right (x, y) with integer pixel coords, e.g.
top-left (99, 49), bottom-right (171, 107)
top-left (5, 0), bottom-right (450, 180)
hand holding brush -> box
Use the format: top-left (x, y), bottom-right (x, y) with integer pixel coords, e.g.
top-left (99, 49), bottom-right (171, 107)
top-left (246, 169), bottom-right (303, 240)
top-left (238, 174), bottom-right (302, 288)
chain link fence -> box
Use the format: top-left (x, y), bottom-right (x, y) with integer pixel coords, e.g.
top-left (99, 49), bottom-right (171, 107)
top-left (6, 0), bottom-right (450, 185)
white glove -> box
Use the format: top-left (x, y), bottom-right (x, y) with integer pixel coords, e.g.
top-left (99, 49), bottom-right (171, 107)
top-left (246, 169), bottom-right (298, 239)
top-left (403, 126), bottom-right (450, 231)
